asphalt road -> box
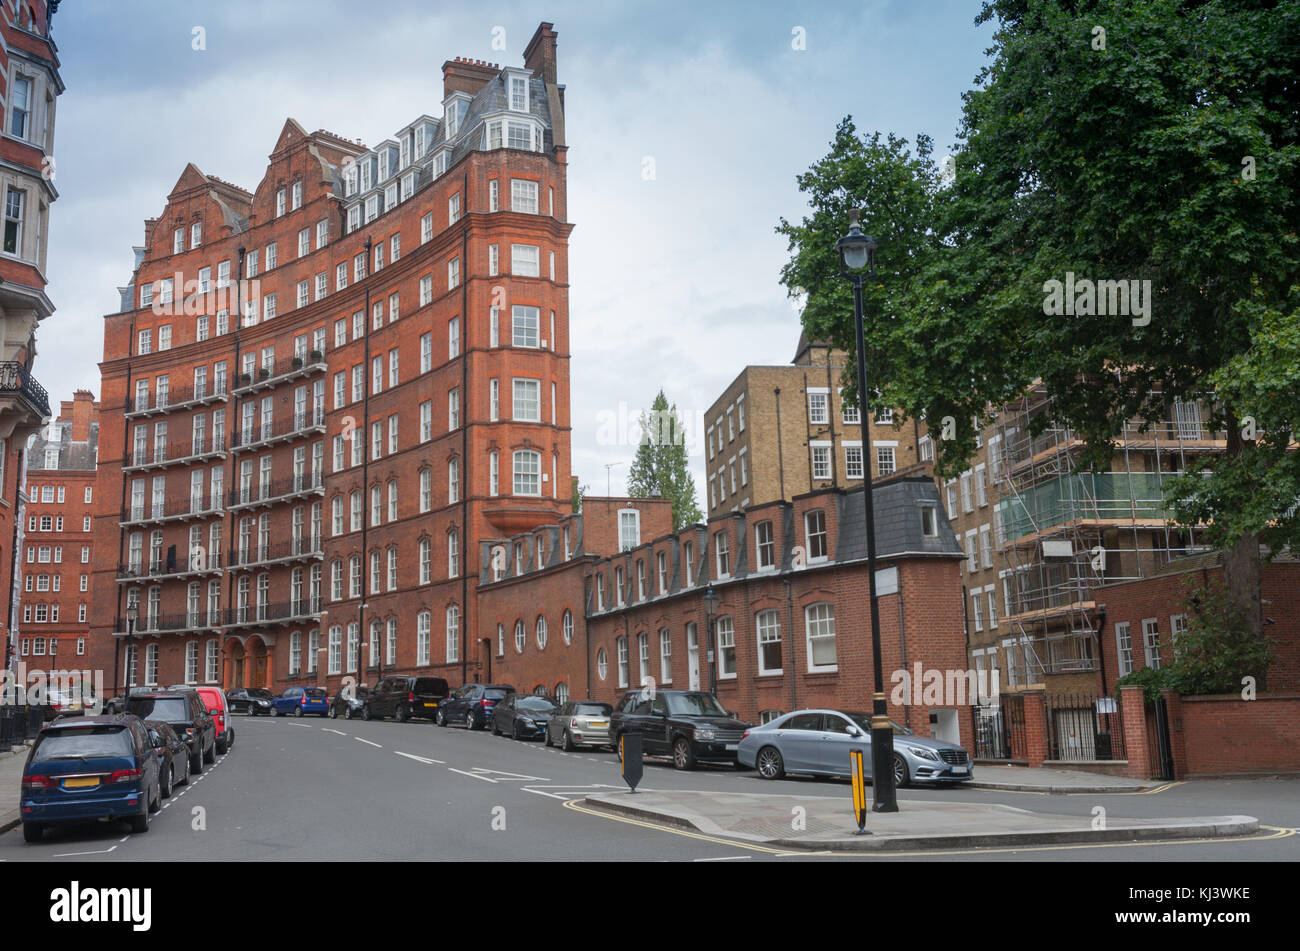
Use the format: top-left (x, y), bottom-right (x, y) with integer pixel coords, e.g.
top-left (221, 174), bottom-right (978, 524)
top-left (4, 713), bottom-right (1297, 862)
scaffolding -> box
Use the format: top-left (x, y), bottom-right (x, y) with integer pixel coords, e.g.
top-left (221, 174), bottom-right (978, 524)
top-left (992, 384), bottom-right (1228, 680)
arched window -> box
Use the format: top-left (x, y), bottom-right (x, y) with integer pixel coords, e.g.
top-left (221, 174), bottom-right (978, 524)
top-left (555, 682), bottom-right (570, 704)
top-left (597, 648), bottom-right (608, 681)
top-left (446, 605), bottom-right (459, 663)
top-left (514, 619), bottom-right (526, 653)
top-left (562, 609), bottom-right (573, 645)
top-left (536, 615), bottom-right (547, 650)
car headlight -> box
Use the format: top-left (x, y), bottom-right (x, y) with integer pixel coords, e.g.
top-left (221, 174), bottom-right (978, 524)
top-left (695, 728), bottom-right (715, 740)
top-left (907, 746), bottom-right (938, 761)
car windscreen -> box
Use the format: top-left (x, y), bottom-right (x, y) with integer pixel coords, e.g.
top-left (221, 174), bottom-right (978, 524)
top-left (126, 697), bottom-right (190, 722)
top-left (35, 727), bottom-right (134, 761)
top-left (665, 693), bottom-right (730, 717)
top-left (574, 703), bottom-right (612, 716)
top-left (844, 713), bottom-right (913, 736)
top-left (413, 679), bottom-right (447, 694)
top-left (247, 688), bottom-right (273, 699)
top-left (304, 688), bottom-right (327, 698)
top-left (484, 688), bottom-right (510, 700)
top-left (517, 697), bottom-right (555, 712)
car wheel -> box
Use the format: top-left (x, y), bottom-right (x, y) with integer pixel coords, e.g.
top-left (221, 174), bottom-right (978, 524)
top-left (512, 721), bottom-right (522, 741)
top-left (329, 704), bottom-right (338, 719)
top-left (466, 712), bottom-right (478, 731)
top-left (756, 746), bottom-right (785, 780)
top-left (436, 709), bottom-right (446, 727)
top-left (274, 708), bottom-right (283, 717)
top-left (148, 782), bottom-right (162, 814)
top-left (217, 737), bottom-right (228, 755)
top-left (293, 706), bottom-right (303, 718)
top-left (160, 764), bottom-right (172, 799)
top-left (128, 804), bottom-right (149, 834)
top-left (562, 730), bottom-right (576, 752)
top-left (190, 748), bottom-right (203, 775)
top-left (204, 741), bottom-right (215, 764)
top-left (344, 705), bottom-right (354, 720)
top-left (21, 822), bottom-right (44, 843)
top-left (672, 737), bottom-right (697, 771)
top-left (179, 756), bottom-right (191, 786)
top-left (614, 735), bottom-right (624, 762)
top-left (893, 754), bottom-right (909, 789)
top-left (543, 727), bottom-right (552, 747)
top-left (395, 705), bottom-right (409, 724)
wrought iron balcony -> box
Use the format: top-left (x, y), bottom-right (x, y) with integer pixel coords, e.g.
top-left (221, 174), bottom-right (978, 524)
top-left (230, 538), bottom-right (324, 570)
top-left (232, 352), bottom-right (326, 395)
top-left (228, 472), bottom-right (325, 510)
top-left (120, 493), bottom-right (224, 526)
top-left (0, 361), bottom-right (51, 421)
top-left (223, 598), bottom-right (323, 629)
top-left (125, 379), bottom-right (228, 418)
top-left (231, 409), bottom-right (325, 453)
top-left (126, 435), bottom-right (227, 472)
top-left (116, 551), bottom-right (226, 582)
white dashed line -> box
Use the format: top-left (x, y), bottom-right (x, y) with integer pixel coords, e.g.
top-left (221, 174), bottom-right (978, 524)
top-left (395, 751), bottom-right (444, 765)
top-left (694, 855), bottom-right (752, 862)
top-left (54, 845), bottom-right (119, 857)
top-left (447, 768), bottom-right (497, 783)
top-left (322, 728), bottom-right (347, 736)
top-left (355, 737), bottom-right (381, 748)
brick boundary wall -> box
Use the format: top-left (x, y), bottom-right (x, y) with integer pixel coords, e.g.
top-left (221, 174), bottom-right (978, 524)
top-left (1175, 692), bottom-right (1300, 777)
top-left (1119, 685), bottom-right (1152, 780)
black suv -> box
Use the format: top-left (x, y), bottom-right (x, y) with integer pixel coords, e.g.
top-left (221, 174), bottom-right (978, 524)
top-left (436, 683), bottom-right (515, 730)
top-left (363, 676), bottom-right (450, 722)
top-left (125, 690), bottom-right (216, 775)
top-left (610, 689), bottom-right (753, 770)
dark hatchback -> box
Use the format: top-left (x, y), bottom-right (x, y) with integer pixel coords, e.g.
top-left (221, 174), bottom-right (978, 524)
top-left (144, 719), bottom-right (190, 797)
top-left (610, 689), bottom-right (753, 770)
top-left (364, 676), bottom-right (450, 722)
top-left (226, 687), bottom-right (275, 716)
top-left (125, 691), bottom-right (216, 775)
top-left (490, 694), bottom-right (556, 740)
top-left (20, 715), bottom-right (162, 842)
top-left (329, 684), bottom-right (371, 719)
top-left (436, 683), bottom-right (515, 730)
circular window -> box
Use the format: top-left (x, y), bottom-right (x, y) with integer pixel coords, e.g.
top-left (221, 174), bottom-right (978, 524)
top-left (514, 619), bottom-right (525, 653)
top-left (596, 648), bottom-right (608, 680)
top-left (562, 610), bottom-right (573, 645)
top-left (536, 615), bottom-right (547, 650)
top-left (555, 682), bottom-right (570, 704)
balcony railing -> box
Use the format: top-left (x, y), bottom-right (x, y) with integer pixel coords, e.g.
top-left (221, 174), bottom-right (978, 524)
top-left (117, 551), bottom-right (226, 581)
top-left (231, 538), bottom-right (324, 569)
top-left (224, 598), bottom-right (323, 628)
top-left (126, 379), bottom-right (228, 417)
top-left (114, 611), bottom-right (224, 634)
top-left (232, 352), bottom-right (326, 394)
top-left (231, 408), bottom-right (325, 452)
top-left (121, 493), bottom-right (224, 524)
top-left (229, 472), bottom-right (325, 509)
top-left (0, 362), bottom-right (51, 419)
top-left (127, 435), bottom-right (227, 470)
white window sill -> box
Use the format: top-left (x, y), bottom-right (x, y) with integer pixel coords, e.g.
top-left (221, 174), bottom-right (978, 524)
top-left (807, 665), bottom-right (839, 674)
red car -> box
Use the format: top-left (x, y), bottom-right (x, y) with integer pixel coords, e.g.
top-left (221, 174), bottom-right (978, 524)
top-left (195, 686), bottom-right (234, 754)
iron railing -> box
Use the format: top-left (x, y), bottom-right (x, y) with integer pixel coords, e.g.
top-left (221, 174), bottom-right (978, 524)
top-left (1046, 692), bottom-right (1126, 761)
top-left (127, 435), bottom-right (227, 469)
top-left (231, 408), bottom-right (326, 451)
top-left (229, 472), bottom-right (324, 507)
top-left (121, 493), bottom-right (224, 523)
top-left (125, 378), bottom-right (228, 415)
top-left (232, 352), bottom-right (326, 393)
top-left (0, 362), bottom-right (51, 419)
top-left (0, 703), bottom-right (45, 751)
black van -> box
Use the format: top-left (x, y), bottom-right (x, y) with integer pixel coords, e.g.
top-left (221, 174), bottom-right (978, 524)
top-left (362, 676), bottom-right (450, 722)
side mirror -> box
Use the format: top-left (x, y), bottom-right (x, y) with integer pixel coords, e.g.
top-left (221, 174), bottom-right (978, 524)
top-left (846, 726), bottom-right (861, 737)
top-left (207, 708), bottom-right (220, 716)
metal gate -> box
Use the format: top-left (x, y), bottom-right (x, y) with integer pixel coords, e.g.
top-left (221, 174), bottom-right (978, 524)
top-left (1148, 696), bottom-right (1175, 780)
top-left (974, 693), bottom-right (1027, 760)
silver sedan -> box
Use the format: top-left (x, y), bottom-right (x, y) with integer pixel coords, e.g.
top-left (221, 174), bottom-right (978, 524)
top-left (545, 700), bottom-right (614, 751)
top-left (736, 709), bottom-right (973, 787)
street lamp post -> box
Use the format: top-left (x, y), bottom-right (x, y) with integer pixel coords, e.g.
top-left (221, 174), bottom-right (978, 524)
top-left (124, 606), bottom-right (139, 698)
top-left (702, 584), bottom-right (720, 696)
top-left (835, 209), bottom-right (898, 812)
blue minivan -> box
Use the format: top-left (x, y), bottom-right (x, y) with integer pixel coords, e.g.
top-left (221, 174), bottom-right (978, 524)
top-left (271, 685), bottom-right (330, 717)
top-left (20, 714), bottom-right (162, 843)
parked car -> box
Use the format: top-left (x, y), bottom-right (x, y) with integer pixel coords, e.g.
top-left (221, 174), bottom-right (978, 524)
top-left (363, 676), bottom-right (450, 722)
top-left (195, 686), bottom-right (234, 754)
top-left (610, 689), bottom-right (753, 770)
top-left (491, 694), bottom-right (556, 740)
top-left (735, 709), bottom-right (973, 787)
top-left (435, 683), bottom-right (515, 730)
top-left (545, 700), bottom-right (614, 751)
top-left (271, 686), bottom-right (330, 717)
top-left (42, 685), bottom-right (90, 720)
top-left (329, 684), bottom-right (371, 720)
top-left (125, 690), bottom-right (215, 775)
top-left (144, 719), bottom-right (191, 797)
top-left (20, 714), bottom-right (162, 842)
top-left (226, 687), bottom-right (275, 716)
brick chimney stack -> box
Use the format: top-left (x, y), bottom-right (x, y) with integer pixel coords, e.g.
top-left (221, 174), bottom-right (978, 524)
top-left (57, 389), bottom-right (99, 442)
top-left (441, 56), bottom-right (501, 100)
top-left (524, 21), bottom-right (558, 85)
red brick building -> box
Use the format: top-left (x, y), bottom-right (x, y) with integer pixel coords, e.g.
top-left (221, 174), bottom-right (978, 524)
top-left (0, 0), bottom-right (61, 675)
top-left (91, 23), bottom-right (573, 695)
top-left (17, 390), bottom-right (97, 664)
top-left (478, 479), bottom-right (975, 746)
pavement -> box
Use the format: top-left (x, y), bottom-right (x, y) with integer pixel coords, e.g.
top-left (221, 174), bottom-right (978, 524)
top-left (0, 741), bottom-right (32, 834)
top-left (967, 763), bottom-right (1162, 793)
top-left (580, 788), bottom-right (1258, 852)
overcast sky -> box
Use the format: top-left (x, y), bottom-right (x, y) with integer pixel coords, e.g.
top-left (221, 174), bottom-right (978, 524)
top-left (43, 0), bottom-right (988, 497)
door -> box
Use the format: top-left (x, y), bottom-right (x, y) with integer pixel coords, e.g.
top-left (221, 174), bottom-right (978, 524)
top-left (649, 694), bottom-right (672, 754)
top-left (252, 646), bottom-right (268, 689)
top-left (779, 713), bottom-right (826, 773)
top-left (687, 624), bottom-right (700, 691)
top-left (819, 713), bottom-right (871, 776)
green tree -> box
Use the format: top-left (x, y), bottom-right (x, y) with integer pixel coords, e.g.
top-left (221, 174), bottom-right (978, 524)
top-left (778, 0), bottom-right (1300, 641)
top-left (626, 390), bottom-right (704, 532)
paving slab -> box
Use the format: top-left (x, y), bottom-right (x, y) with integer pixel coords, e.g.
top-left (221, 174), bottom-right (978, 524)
top-left (580, 789), bottom-right (1257, 852)
top-left (969, 764), bottom-right (1163, 793)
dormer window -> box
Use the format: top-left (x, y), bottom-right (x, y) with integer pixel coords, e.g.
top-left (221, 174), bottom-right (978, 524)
top-left (378, 150), bottom-right (389, 181)
top-left (415, 126), bottom-right (426, 159)
top-left (506, 120), bottom-right (534, 151)
top-left (360, 159), bottom-right (373, 193)
top-left (509, 75), bottom-right (529, 112)
top-left (344, 162), bottom-right (358, 197)
top-left (445, 105), bottom-right (459, 140)
top-left (399, 137), bottom-right (411, 169)
top-left (486, 121), bottom-right (502, 150)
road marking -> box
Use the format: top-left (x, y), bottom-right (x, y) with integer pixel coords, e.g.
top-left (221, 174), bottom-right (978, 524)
top-left (694, 855), bottom-right (752, 862)
top-left (561, 799), bottom-right (799, 855)
top-left (289, 722), bottom-right (312, 728)
top-left (54, 846), bottom-right (118, 857)
top-left (395, 751), bottom-right (445, 765)
top-left (322, 728), bottom-right (347, 736)
top-left (448, 768), bottom-right (498, 783)
top-left (355, 737), bottom-right (381, 748)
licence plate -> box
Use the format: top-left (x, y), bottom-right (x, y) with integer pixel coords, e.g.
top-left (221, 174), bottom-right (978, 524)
top-left (424, 703), bottom-right (437, 707)
top-left (64, 777), bottom-right (100, 789)
top-left (725, 743), bottom-right (738, 751)
top-left (950, 765), bottom-right (968, 774)
top-left (590, 721), bottom-right (607, 728)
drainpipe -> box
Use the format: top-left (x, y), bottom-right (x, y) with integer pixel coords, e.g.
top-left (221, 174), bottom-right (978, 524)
top-left (459, 171), bottom-right (469, 685)
top-left (897, 568), bottom-right (910, 732)
top-left (774, 388), bottom-right (785, 502)
top-left (784, 576), bottom-right (796, 714)
top-left (360, 236), bottom-right (372, 686)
